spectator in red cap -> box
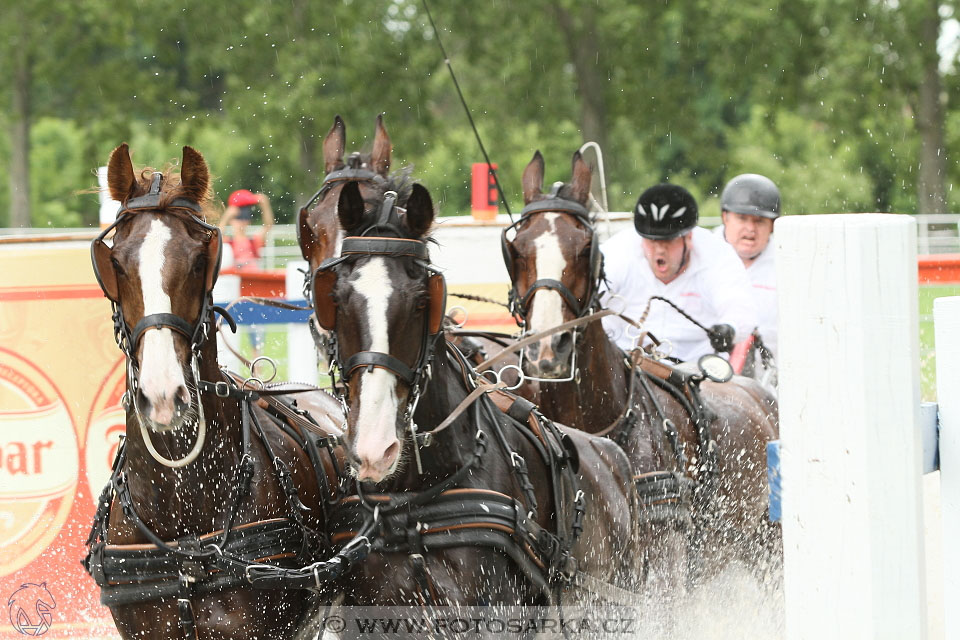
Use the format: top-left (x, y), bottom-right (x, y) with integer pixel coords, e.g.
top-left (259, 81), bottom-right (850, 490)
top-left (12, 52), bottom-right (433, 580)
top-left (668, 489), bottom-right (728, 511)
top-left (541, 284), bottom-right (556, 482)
top-left (219, 189), bottom-right (274, 272)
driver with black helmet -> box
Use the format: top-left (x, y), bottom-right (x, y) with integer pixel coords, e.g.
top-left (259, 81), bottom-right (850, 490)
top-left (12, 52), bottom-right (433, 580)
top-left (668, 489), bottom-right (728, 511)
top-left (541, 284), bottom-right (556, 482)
top-left (715, 173), bottom-right (780, 357)
top-left (600, 184), bottom-right (758, 362)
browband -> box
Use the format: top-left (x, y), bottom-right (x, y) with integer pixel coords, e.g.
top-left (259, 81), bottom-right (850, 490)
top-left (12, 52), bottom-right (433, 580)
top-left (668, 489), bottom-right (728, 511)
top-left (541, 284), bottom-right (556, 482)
top-left (323, 168), bottom-right (380, 184)
top-left (120, 196), bottom-right (202, 215)
top-left (519, 198), bottom-right (589, 220)
top-left (120, 172), bottom-right (203, 216)
top-left (300, 168), bottom-right (386, 213)
top-left (339, 237), bottom-right (430, 261)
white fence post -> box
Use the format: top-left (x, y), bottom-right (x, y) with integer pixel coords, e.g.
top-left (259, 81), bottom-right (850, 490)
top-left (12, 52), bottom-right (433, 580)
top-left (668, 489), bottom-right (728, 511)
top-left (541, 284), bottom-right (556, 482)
top-left (213, 274), bottom-right (243, 372)
top-left (934, 296), bottom-right (960, 636)
top-left (777, 214), bottom-right (927, 639)
top-left (286, 261), bottom-right (318, 385)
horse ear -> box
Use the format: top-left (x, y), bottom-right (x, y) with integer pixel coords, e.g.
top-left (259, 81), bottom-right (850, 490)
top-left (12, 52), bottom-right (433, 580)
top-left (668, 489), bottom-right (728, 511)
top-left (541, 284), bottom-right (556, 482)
top-left (298, 206), bottom-right (318, 261)
top-left (405, 184), bottom-right (435, 238)
top-left (522, 150), bottom-right (545, 204)
top-left (569, 150), bottom-right (592, 206)
top-left (337, 181), bottom-right (366, 234)
top-left (371, 113), bottom-right (391, 177)
top-left (107, 143), bottom-right (138, 203)
top-left (180, 146), bottom-right (209, 203)
top-left (323, 115), bottom-right (346, 173)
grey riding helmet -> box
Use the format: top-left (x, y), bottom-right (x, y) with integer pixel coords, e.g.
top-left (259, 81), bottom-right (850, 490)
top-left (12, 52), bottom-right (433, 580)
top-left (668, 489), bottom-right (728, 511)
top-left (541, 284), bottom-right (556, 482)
top-left (720, 174), bottom-right (781, 220)
top-left (633, 184), bottom-right (699, 240)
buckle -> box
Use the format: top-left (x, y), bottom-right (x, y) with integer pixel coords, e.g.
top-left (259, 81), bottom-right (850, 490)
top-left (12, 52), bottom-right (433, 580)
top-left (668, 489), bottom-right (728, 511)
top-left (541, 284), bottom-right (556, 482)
top-left (244, 563), bottom-right (273, 584)
top-left (214, 381), bottom-right (231, 397)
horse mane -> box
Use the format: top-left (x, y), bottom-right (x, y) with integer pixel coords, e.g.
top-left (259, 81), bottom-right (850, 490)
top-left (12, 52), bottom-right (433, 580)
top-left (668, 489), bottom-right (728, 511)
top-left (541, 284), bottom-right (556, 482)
top-left (362, 165), bottom-right (415, 208)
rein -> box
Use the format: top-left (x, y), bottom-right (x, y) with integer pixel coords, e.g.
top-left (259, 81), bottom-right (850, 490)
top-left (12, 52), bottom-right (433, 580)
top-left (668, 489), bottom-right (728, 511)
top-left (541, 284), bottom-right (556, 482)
top-left (83, 371), bottom-right (370, 628)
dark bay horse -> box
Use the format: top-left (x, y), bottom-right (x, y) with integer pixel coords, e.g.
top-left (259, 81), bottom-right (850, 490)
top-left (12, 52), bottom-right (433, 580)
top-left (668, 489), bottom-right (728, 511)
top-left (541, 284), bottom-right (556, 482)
top-left (297, 114), bottom-right (396, 273)
top-left (502, 150), bottom-right (781, 580)
top-left (85, 144), bottom-right (346, 639)
top-left (311, 179), bottom-right (640, 617)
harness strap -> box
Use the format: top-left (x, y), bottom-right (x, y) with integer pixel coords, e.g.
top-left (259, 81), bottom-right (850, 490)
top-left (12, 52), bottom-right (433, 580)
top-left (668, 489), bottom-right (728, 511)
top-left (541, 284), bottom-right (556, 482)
top-left (519, 197), bottom-right (589, 219)
top-left (339, 236), bottom-right (430, 260)
top-left (517, 278), bottom-right (584, 317)
top-left (505, 396), bottom-right (537, 426)
top-left (332, 490), bottom-right (558, 600)
top-left (475, 309), bottom-right (617, 372)
top-left (131, 312), bottom-right (195, 347)
top-left (416, 379), bottom-right (505, 445)
top-left (342, 351), bottom-right (417, 386)
top-left (177, 573), bottom-right (199, 640)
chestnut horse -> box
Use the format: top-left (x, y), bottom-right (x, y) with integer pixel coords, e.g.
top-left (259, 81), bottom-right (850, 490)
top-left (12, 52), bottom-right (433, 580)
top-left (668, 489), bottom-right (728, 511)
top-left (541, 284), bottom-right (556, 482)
top-left (311, 179), bottom-right (640, 619)
top-left (502, 150), bottom-right (781, 581)
top-left (84, 145), bottom-right (346, 639)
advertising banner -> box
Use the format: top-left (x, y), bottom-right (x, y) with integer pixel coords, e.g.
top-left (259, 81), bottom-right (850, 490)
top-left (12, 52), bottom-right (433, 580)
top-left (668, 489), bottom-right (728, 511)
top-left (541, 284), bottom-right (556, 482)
top-left (1, 240), bottom-right (119, 639)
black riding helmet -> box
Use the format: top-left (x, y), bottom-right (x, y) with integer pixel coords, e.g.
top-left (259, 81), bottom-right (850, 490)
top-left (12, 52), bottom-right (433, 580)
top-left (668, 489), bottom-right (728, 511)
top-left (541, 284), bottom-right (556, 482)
top-left (633, 184), bottom-right (698, 240)
top-left (720, 174), bottom-right (781, 219)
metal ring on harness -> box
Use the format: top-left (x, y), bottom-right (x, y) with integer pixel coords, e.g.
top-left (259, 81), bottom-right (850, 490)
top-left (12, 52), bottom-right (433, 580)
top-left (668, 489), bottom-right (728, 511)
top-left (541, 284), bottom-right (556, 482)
top-left (250, 356), bottom-right (279, 384)
top-left (497, 364), bottom-right (525, 391)
top-left (446, 305), bottom-right (468, 328)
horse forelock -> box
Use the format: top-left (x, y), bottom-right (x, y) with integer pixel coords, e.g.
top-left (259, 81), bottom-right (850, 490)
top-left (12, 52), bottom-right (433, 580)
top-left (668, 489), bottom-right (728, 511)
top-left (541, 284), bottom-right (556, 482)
top-left (127, 166), bottom-right (217, 221)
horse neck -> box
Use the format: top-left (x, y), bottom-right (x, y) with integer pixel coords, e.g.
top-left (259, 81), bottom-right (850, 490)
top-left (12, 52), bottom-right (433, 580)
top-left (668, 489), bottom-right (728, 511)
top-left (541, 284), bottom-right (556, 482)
top-left (123, 335), bottom-right (243, 534)
top-left (537, 319), bottom-right (629, 432)
top-left (392, 344), bottom-right (477, 488)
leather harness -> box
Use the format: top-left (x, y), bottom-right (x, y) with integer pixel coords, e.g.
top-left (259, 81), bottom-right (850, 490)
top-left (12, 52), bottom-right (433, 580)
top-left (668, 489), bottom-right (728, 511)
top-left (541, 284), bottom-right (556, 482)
top-left (312, 201), bottom-right (589, 603)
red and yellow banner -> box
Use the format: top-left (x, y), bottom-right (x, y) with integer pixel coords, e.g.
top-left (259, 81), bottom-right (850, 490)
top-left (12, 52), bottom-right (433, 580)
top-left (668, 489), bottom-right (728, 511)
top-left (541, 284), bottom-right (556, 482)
top-left (0, 240), bottom-right (121, 639)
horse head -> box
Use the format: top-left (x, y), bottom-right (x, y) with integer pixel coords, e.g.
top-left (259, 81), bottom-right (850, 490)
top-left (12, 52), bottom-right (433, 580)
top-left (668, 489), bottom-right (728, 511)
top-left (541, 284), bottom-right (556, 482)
top-left (312, 180), bottom-right (444, 482)
top-left (298, 114), bottom-right (393, 273)
top-left (503, 149), bottom-right (600, 379)
top-left (92, 144), bottom-right (220, 439)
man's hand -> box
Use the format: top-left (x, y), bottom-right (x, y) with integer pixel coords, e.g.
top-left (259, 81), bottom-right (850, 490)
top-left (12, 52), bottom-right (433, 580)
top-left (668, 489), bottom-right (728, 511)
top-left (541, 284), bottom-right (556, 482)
top-left (708, 324), bottom-right (736, 353)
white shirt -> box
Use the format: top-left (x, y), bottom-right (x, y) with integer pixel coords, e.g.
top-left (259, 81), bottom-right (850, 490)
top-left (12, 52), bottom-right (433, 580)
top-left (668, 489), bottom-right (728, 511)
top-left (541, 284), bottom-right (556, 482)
top-left (714, 225), bottom-right (778, 358)
top-left (600, 226), bottom-right (759, 362)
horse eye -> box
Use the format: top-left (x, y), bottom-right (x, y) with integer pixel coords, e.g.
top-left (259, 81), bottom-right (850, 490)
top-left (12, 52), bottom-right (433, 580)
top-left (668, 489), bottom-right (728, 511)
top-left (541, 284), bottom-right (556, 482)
top-left (110, 257), bottom-right (125, 276)
top-left (191, 257), bottom-right (206, 276)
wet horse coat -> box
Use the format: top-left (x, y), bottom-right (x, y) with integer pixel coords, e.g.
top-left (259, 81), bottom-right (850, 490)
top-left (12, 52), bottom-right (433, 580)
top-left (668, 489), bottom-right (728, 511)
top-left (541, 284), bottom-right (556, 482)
top-left (312, 181), bottom-right (641, 618)
top-left (504, 150), bottom-right (781, 580)
top-left (86, 145), bottom-right (343, 639)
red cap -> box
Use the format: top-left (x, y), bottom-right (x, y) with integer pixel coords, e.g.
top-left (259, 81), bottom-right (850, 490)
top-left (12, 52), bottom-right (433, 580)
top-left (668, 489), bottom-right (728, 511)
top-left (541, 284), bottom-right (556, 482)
top-left (228, 189), bottom-right (259, 207)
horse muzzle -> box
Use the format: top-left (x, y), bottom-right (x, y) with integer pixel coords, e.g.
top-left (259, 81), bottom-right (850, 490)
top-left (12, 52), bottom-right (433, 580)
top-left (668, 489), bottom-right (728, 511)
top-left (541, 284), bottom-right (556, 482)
top-left (522, 331), bottom-right (575, 380)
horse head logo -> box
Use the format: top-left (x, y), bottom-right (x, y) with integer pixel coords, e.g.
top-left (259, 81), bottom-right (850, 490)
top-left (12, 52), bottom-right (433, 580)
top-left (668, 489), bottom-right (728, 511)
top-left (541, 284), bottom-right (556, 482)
top-left (7, 583), bottom-right (55, 636)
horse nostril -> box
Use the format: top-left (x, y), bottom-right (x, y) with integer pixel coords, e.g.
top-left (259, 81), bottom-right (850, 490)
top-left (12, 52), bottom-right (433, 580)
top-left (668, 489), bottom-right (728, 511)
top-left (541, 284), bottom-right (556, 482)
top-left (526, 342), bottom-right (540, 360)
top-left (382, 441), bottom-right (400, 467)
top-left (136, 388), bottom-right (151, 413)
top-left (173, 386), bottom-right (190, 417)
top-left (554, 331), bottom-right (573, 356)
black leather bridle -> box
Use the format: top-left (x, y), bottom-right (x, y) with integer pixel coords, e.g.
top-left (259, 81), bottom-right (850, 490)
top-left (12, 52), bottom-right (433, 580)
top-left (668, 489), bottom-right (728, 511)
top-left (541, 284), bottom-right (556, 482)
top-left (310, 192), bottom-right (447, 412)
top-left (296, 153), bottom-right (388, 261)
top-left (501, 188), bottom-right (604, 327)
top-left (91, 172), bottom-right (236, 393)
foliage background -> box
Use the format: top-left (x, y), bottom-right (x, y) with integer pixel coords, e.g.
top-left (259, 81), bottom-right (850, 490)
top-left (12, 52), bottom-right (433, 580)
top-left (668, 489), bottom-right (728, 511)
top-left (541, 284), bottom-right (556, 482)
top-left (2, 0), bottom-right (958, 227)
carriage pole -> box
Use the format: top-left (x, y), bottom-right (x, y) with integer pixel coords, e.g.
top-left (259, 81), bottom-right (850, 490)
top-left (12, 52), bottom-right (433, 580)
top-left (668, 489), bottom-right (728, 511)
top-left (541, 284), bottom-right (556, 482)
top-left (777, 214), bottom-right (928, 638)
top-left (934, 295), bottom-right (960, 635)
